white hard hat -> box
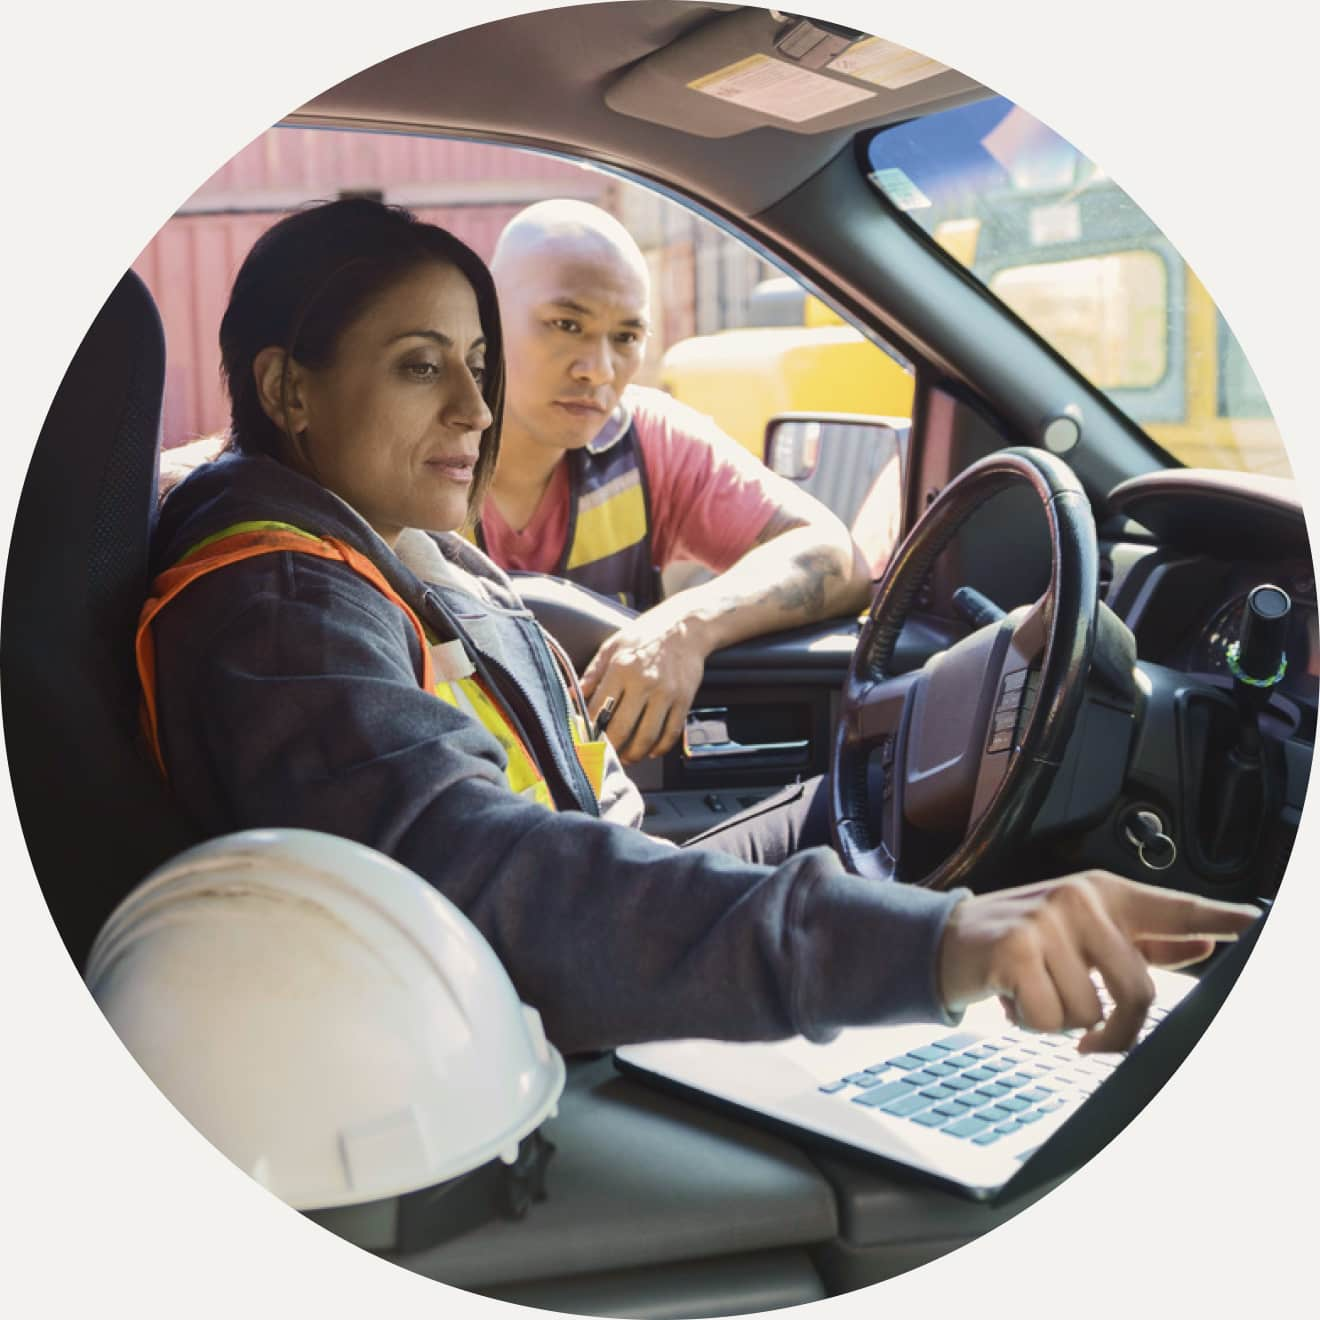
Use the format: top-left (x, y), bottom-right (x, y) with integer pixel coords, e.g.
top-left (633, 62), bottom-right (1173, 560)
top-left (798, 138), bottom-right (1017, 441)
top-left (86, 829), bottom-right (565, 1231)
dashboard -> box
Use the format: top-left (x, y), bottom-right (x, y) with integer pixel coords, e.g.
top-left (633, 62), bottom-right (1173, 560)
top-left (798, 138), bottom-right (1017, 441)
top-left (1104, 468), bottom-right (1316, 714)
top-left (1184, 564), bottom-right (1317, 696)
top-left (1110, 550), bottom-right (1318, 706)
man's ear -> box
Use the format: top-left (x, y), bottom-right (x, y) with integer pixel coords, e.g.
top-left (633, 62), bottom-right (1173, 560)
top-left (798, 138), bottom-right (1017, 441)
top-left (253, 346), bottom-right (310, 438)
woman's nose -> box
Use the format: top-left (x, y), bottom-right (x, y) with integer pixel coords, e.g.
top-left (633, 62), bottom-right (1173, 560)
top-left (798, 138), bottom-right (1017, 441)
top-left (442, 364), bottom-right (493, 432)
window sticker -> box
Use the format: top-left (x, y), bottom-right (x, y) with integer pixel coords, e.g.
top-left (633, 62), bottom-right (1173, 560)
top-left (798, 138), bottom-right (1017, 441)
top-left (688, 54), bottom-right (872, 123)
top-left (827, 37), bottom-right (950, 89)
top-left (868, 167), bottom-right (932, 211)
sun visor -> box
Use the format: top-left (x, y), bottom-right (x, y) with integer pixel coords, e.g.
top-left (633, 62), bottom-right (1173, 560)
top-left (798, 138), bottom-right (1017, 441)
top-left (604, 8), bottom-right (983, 139)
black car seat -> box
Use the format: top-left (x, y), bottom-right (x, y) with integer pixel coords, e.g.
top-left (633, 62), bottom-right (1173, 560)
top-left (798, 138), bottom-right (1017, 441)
top-left (1, 270), bottom-right (197, 971)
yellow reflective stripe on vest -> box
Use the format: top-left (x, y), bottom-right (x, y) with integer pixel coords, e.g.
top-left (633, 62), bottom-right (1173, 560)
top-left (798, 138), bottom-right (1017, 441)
top-left (433, 677), bottom-right (554, 808)
top-left (139, 522), bottom-right (563, 811)
top-left (565, 469), bottom-right (646, 570)
top-left (179, 519), bottom-right (321, 564)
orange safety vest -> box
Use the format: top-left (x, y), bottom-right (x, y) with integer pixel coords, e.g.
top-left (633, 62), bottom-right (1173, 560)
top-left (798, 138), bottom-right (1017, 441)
top-left (136, 521), bottom-right (608, 811)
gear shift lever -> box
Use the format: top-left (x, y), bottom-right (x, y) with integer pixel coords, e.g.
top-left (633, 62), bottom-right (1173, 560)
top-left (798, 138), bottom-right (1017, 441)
top-left (1225, 584), bottom-right (1291, 752)
top-left (1206, 584), bottom-right (1290, 861)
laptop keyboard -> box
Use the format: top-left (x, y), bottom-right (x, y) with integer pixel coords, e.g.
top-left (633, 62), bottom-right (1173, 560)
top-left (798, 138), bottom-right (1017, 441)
top-left (818, 1006), bottom-right (1167, 1149)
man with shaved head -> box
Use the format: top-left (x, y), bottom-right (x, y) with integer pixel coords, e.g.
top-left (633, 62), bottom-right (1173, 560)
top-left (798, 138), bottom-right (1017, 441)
top-left (482, 199), bottom-right (872, 765)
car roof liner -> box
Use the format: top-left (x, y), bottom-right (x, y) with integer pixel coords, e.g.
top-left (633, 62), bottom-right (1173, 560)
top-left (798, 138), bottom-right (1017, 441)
top-left (292, 3), bottom-right (988, 217)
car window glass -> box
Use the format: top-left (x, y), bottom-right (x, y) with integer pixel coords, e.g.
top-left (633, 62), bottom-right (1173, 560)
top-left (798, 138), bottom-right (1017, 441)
top-left (990, 250), bottom-right (1167, 390)
top-left (145, 126), bottom-right (910, 574)
top-left (1218, 311), bottom-right (1272, 419)
top-left (865, 96), bottom-right (1289, 477)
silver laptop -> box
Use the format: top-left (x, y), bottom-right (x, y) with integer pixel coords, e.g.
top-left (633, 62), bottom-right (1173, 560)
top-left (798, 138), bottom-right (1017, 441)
top-left (616, 918), bottom-right (1261, 1202)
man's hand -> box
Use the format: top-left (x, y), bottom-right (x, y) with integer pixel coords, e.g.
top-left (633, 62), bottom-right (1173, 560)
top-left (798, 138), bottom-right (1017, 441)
top-left (937, 871), bottom-right (1259, 1053)
top-left (581, 609), bottom-right (709, 764)
top-left (579, 511), bottom-right (871, 763)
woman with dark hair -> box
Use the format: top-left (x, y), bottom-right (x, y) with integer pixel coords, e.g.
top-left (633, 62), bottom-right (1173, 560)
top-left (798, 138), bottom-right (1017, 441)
top-left (138, 199), bottom-right (1253, 1057)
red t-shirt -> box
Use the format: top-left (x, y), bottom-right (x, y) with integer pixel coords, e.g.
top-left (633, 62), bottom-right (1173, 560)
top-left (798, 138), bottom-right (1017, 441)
top-left (480, 386), bottom-right (821, 575)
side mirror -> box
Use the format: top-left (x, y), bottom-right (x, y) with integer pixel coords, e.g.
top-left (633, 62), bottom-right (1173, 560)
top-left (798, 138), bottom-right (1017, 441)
top-left (764, 417), bottom-right (823, 482)
top-left (763, 412), bottom-right (909, 533)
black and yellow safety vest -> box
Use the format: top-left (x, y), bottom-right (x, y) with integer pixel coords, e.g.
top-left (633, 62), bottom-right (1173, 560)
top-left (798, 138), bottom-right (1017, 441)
top-left (478, 417), bottom-right (662, 610)
top-left (136, 522), bottom-right (609, 811)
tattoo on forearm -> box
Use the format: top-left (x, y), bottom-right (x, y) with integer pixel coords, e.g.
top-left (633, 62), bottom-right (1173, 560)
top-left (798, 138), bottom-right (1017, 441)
top-left (769, 548), bottom-right (844, 616)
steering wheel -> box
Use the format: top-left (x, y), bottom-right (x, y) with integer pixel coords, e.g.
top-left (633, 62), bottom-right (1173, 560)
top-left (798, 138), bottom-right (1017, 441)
top-left (830, 447), bottom-right (1100, 890)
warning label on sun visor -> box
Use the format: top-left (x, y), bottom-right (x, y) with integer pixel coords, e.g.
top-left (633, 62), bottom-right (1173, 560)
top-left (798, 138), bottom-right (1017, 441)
top-left (826, 38), bottom-right (950, 89)
top-left (688, 54), bottom-right (873, 123)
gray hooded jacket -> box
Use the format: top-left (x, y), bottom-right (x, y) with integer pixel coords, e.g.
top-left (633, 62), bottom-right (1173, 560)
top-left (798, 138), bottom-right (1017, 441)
top-left (148, 452), bottom-right (963, 1053)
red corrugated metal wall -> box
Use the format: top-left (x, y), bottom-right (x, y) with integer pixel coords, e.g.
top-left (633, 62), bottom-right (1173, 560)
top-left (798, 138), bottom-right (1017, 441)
top-left (133, 128), bottom-right (612, 448)
top-left (134, 213), bottom-right (272, 451)
top-left (192, 130), bottom-right (592, 202)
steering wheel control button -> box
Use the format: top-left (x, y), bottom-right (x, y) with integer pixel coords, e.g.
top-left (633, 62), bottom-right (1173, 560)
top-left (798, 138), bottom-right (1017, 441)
top-left (1019, 670), bottom-right (1041, 713)
top-left (1122, 808), bottom-right (1177, 871)
top-left (987, 667), bottom-right (1045, 755)
top-left (988, 669), bottom-right (1035, 754)
top-left (1002, 668), bottom-right (1028, 693)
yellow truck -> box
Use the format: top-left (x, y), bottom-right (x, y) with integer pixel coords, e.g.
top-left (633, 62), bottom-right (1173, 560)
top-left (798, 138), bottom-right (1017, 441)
top-left (659, 280), bottom-right (914, 459)
top-left (662, 156), bottom-right (1287, 481)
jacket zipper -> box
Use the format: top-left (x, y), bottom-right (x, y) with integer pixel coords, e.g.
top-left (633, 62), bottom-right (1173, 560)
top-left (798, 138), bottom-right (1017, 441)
top-left (544, 634), bottom-right (590, 742)
top-left (484, 646), bottom-right (600, 817)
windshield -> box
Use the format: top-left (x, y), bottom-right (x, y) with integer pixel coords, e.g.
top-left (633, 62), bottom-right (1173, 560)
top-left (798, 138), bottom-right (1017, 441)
top-left (865, 96), bottom-right (1289, 478)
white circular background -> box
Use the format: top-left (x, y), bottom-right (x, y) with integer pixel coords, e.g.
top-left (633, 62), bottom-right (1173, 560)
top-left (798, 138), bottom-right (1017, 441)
top-left (1, 2), bottom-right (1314, 1316)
